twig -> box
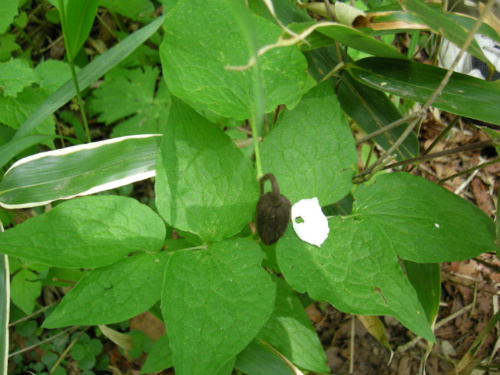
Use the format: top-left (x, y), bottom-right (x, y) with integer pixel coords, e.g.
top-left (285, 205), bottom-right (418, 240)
top-left (9, 303), bottom-right (56, 327)
top-left (9, 327), bottom-right (76, 358)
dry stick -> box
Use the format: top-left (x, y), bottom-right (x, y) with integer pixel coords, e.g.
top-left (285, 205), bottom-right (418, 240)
top-left (8, 303), bottom-right (56, 327)
top-left (355, 111), bottom-right (421, 146)
top-left (8, 326), bottom-right (77, 358)
top-left (50, 326), bottom-right (88, 374)
top-left (397, 303), bottom-right (474, 352)
top-left (349, 317), bottom-right (355, 374)
top-left (360, 0), bottom-right (497, 178)
top-left (437, 157), bottom-right (500, 183)
top-left (382, 138), bottom-right (500, 170)
top-left (406, 115), bottom-right (462, 173)
top-left (422, 115), bottom-right (461, 157)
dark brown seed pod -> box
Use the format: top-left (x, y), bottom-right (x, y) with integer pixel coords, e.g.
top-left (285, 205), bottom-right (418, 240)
top-left (256, 173), bottom-right (291, 245)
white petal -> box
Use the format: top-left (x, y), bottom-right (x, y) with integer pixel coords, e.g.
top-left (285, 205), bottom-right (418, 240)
top-left (291, 197), bottom-right (329, 247)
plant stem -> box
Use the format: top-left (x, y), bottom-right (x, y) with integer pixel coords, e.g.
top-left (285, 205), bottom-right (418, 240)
top-left (250, 117), bottom-right (263, 178)
top-left (57, 0), bottom-right (91, 143)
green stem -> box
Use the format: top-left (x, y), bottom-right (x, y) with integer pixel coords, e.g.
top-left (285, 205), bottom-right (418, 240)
top-left (250, 117), bottom-right (263, 178)
top-left (57, 0), bottom-right (91, 143)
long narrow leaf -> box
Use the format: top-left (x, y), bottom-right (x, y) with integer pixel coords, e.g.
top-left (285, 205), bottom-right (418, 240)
top-left (0, 135), bottom-right (161, 209)
top-left (402, 0), bottom-right (487, 63)
top-left (346, 57), bottom-right (500, 125)
top-left (14, 14), bottom-right (165, 139)
top-left (0, 228), bottom-right (8, 375)
top-left (0, 134), bottom-right (60, 170)
top-left (64, 0), bottom-right (100, 58)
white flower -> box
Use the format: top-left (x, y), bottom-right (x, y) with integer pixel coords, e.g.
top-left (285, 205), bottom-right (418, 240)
top-left (291, 197), bottom-right (329, 247)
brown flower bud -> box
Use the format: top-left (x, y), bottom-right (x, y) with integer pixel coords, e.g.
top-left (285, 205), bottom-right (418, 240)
top-left (256, 173), bottom-right (291, 245)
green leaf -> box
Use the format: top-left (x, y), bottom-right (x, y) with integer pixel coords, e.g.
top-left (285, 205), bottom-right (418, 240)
top-left (304, 46), bottom-right (418, 161)
top-left (162, 239), bottom-right (276, 375)
top-left (0, 255), bottom-right (8, 375)
top-left (0, 34), bottom-right (21, 62)
top-left (0, 59), bottom-right (39, 97)
top-left (257, 277), bottom-right (328, 373)
top-left (338, 71), bottom-right (419, 160)
top-left (401, 0), bottom-right (487, 63)
top-left (64, 0), bottom-right (99, 58)
top-left (14, 14), bottom-right (165, 139)
top-left (89, 67), bottom-right (159, 123)
top-left (43, 251), bottom-right (170, 328)
top-left (0, 196), bottom-right (166, 268)
top-left (404, 261), bottom-right (441, 325)
top-left (346, 57), bottom-right (500, 125)
top-left (100, 0), bottom-right (155, 22)
top-left (155, 98), bottom-right (258, 242)
top-left (10, 268), bottom-right (41, 315)
top-left (294, 21), bottom-right (404, 59)
top-left (0, 134), bottom-right (59, 170)
top-left (276, 219), bottom-right (434, 341)
top-left (35, 59), bottom-right (74, 95)
top-left (352, 172), bottom-right (496, 262)
top-left (0, 135), bottom-right (161, 209)
top-left (141, 334), bottom-right (173, 374)
top-left (0, 88), bottom-right (54, 134)
top-left (235, 340), bottom-right (296, 375)
top-left (261, 81), bottom-right (357, 205)
top-left (0, 0), bottom-right (19, 34)
top-left (88, 67), bottom-right (170, 137)
top-left (160, 0), bottom-right (308, 120)
top-left (0, 60), bottom-right (73, 139)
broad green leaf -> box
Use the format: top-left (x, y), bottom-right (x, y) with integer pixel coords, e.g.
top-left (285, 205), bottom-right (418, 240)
top-left (161, 0), bottom-right (308, 120)
top-left (88, 67), bottom-right (170, 137)
top-left (0, 196), bottom-right (166, 268)
top-left (404, 261), bottom-right (441, 325)
top-left (346, 57), bottom-right (500, 125)
top-left (100, 0), bottom-right (155, 22)
top-left (250, 0), bottom-right (418, 160)
top-left (277, 219), bottom-right (434, 341)
top-left (0, 134), bottom-right (161, 209)
top-left (352, 172), bottom-right (496, 262)
top-left (162, 239), bottom-right (276, 375)
top-left (292, 21), bottom-right (404, 59)
top-left (155, 98), bottom-right (258, 242)
top-left (304, 47), bottom-right (418, 161)
top-left (402, 0), bottom-right (487, 63)
top-left (10, 268), bottom-right (41, 315)
top-left (0, 59), bottom-right (39, 97)
top-left (14, 14), bottom-right (165, 139)
top-left (43, 251), bottom-right (170, 328)
top-left (261, 81), bottom-right (357, 205)
top-left (235, 340), bottom-right (296, 375)
top-left (0, 255), bottom-right (7, 375)
top-left (0, 0), bottom-right (19, 34)
top-left (141, 334), bottom-right (173, 374)
top-left (64, 0), bottom-right (99, 58)
top-left (257, 277), bottom-right (328, 373)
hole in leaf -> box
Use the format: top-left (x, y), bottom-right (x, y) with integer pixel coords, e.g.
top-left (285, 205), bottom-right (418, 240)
top-left (294, 216), bottom-right (304, 224)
